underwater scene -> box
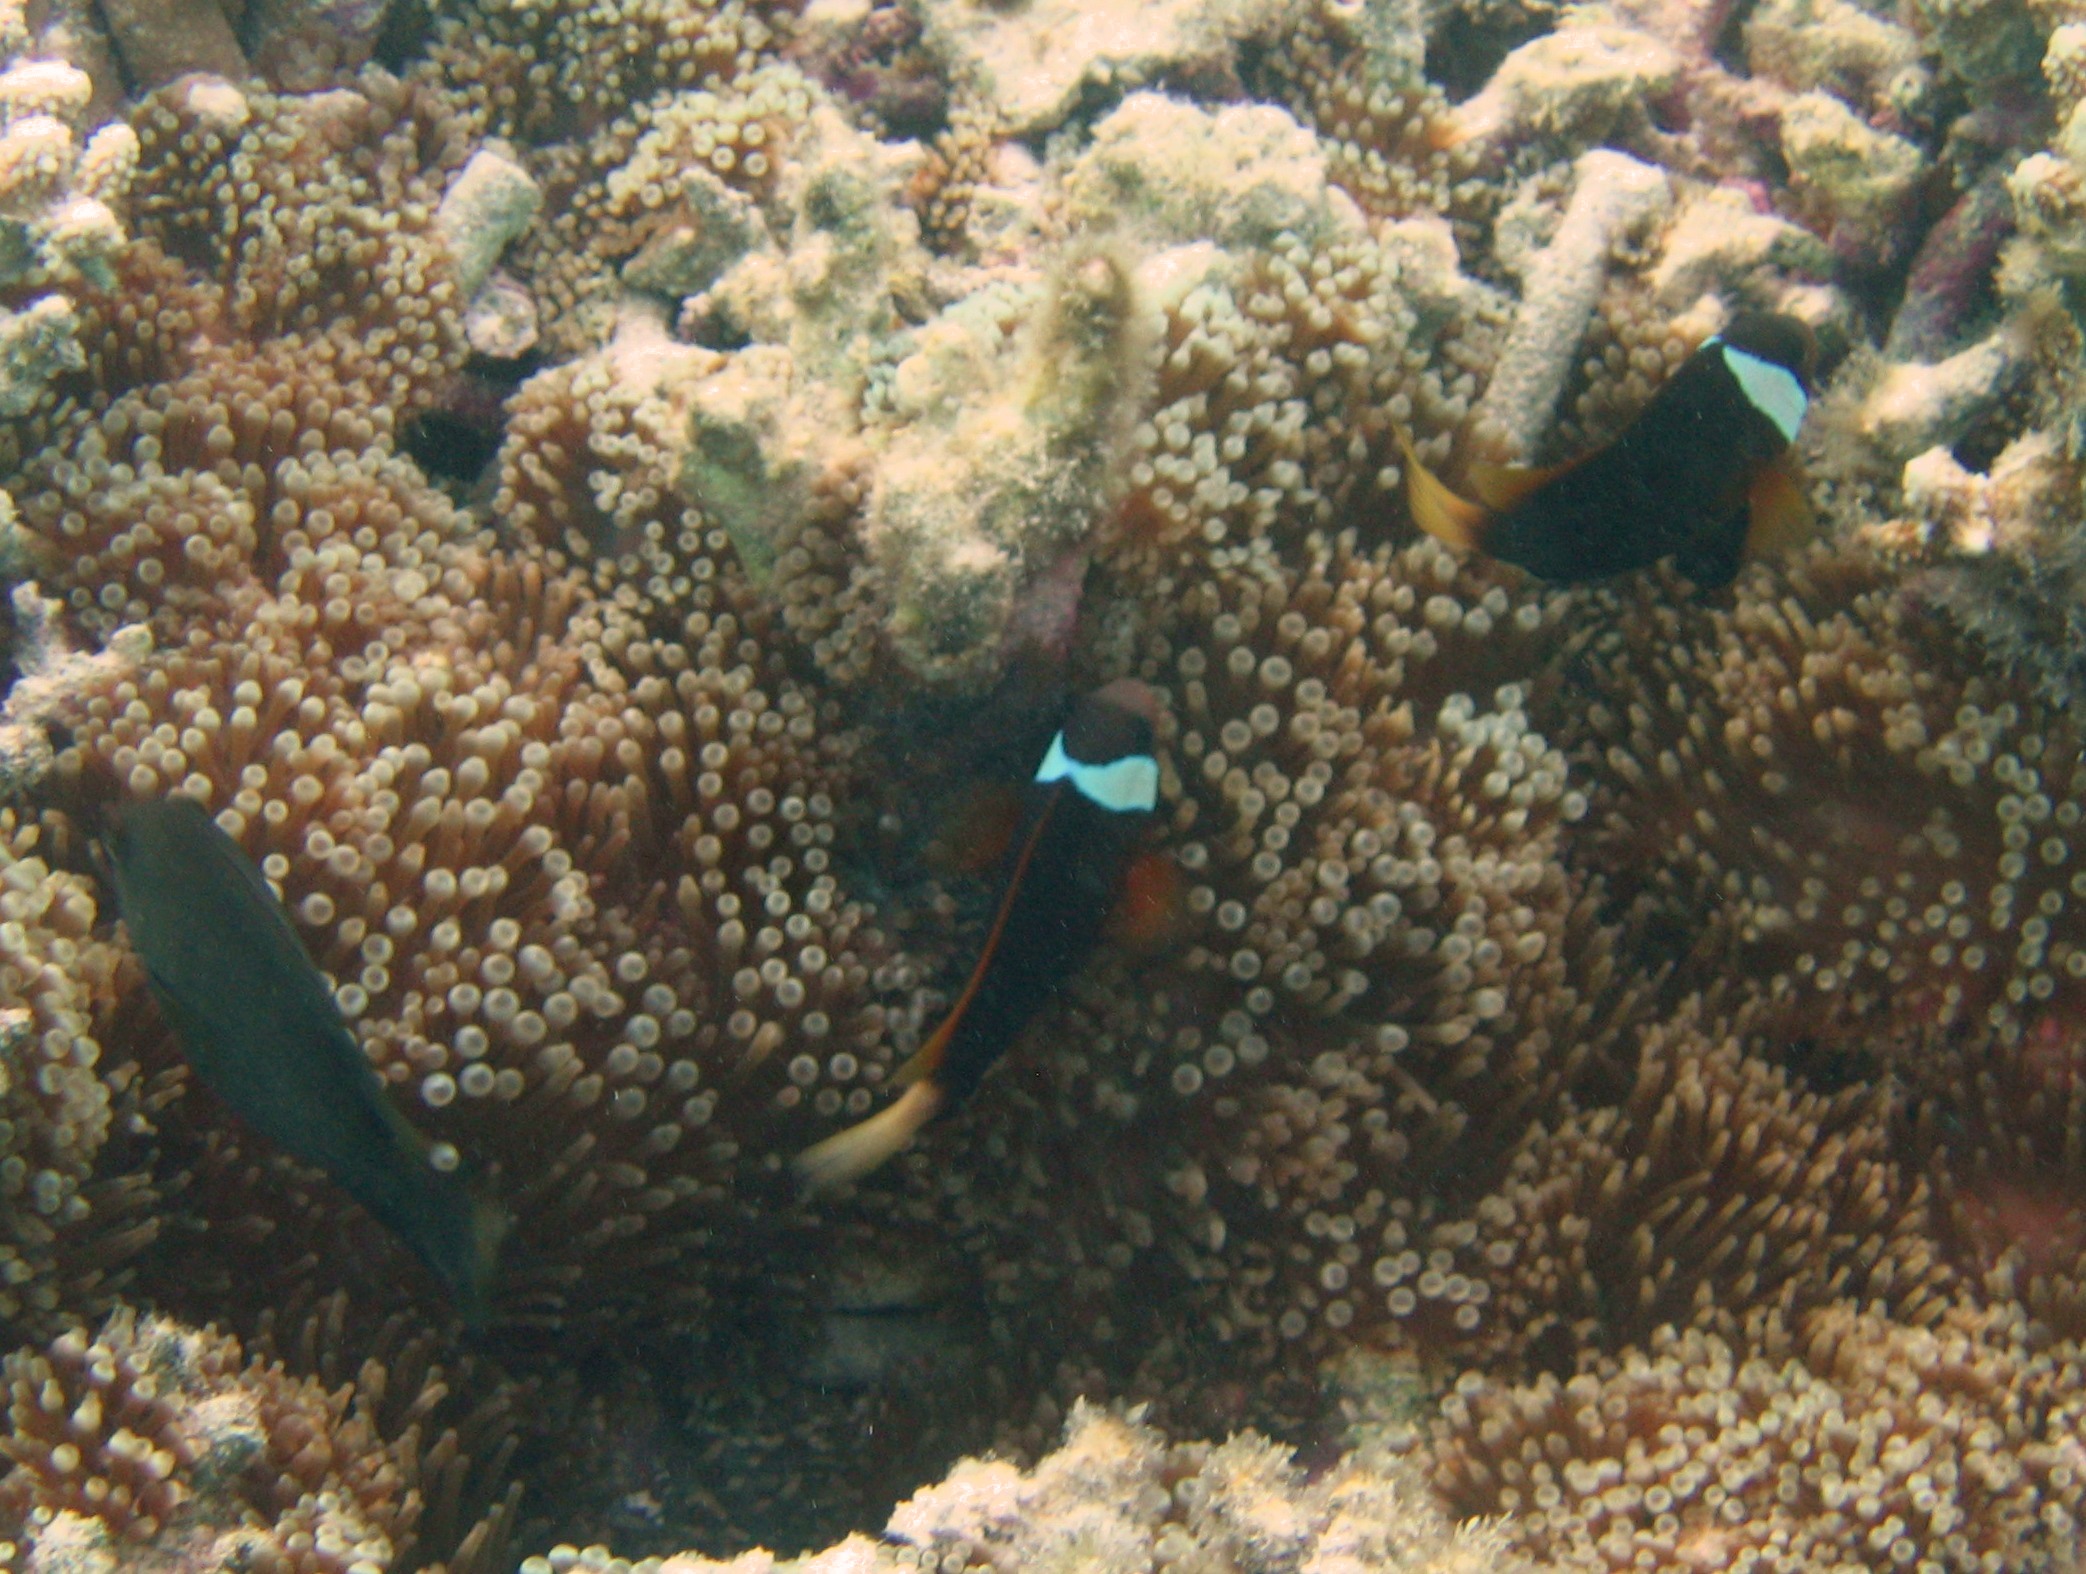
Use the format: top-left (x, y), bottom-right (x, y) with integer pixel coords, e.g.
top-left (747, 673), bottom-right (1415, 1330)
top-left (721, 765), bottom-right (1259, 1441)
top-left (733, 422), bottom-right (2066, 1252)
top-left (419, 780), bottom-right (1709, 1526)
top-left (0, 0), bottom-right (2082, 1565)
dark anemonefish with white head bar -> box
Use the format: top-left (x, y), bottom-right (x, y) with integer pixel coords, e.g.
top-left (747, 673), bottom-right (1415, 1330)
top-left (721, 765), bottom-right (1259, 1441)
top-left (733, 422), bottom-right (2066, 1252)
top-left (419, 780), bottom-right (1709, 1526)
top-left (1399, 311), bottom-right (1818, 588)
top-left (794, 678), bottom-right (1163, 1194)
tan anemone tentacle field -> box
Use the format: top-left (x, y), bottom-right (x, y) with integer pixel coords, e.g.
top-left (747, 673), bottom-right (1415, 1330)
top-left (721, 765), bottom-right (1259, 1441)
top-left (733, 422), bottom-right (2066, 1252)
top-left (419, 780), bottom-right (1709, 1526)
top-left (0, 0), bottom-right (2082, 1567)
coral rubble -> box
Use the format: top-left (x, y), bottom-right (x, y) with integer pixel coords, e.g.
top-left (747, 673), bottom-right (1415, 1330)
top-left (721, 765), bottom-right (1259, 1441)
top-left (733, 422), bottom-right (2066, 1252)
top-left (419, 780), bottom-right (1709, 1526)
top-left (524, 1402), bottom-right (1516, 1574)
top-left (0, 0), bottom-right (2081, 1565)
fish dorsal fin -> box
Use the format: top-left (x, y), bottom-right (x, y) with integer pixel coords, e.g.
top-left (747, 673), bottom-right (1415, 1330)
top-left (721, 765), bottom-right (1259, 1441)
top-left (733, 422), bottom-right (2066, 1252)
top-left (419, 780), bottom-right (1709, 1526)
top-left (1396, 430), bottom-right (1492, 554)
top-left (1465, 456), bottom-right (1575, 512)
top-left (1743, 451), bottom-right (1815, 559)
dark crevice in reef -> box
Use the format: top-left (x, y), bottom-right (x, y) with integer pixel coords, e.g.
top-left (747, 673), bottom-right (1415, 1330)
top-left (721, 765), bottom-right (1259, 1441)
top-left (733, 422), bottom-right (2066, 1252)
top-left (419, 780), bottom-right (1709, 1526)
top-left (0, 591), bottom-right (19, 704)
top-left (1707, 0), bottom-right (1761, 79)
top-left (407, 357), bottom-right (537, 493)
top-left (1777, 1036), bottom-right (1878, 1096)
top-left (373, 0), bottom-right (436, 72)
top-left (1429, 7), bottom-right (1556, 103)
top-left (405, 407), bottom-right (504, 490)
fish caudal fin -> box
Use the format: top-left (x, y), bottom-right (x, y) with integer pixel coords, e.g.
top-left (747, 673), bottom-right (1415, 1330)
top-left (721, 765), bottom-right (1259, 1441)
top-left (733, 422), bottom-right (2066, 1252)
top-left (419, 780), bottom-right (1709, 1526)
top-left (793, 1081), bottom-right (948, 1195)
top-left (1396, 431), bottom-right (1492, 554)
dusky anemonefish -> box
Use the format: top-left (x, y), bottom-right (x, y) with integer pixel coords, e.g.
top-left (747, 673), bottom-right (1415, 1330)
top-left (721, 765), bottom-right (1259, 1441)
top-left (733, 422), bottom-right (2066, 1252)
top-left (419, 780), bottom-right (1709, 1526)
top-left (1399, 311), bottom-right (1818, 588)
top-left (793, 678), bottom-right (1164, 1194)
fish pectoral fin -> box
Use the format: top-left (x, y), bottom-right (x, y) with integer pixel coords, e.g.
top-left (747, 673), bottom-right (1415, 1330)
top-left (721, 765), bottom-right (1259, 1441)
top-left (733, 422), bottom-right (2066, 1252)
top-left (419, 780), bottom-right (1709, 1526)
top-left (924, 781), bottom-right (1024, 878)
top-left (1103, 850), bottom-right (1181, 950)
top-left (793, 1082), bottom-right (948, 1195)
top-left (1396, 430), bottom-right (1492, 554)
top-left (1464, 456), bottom-right (1574, 512)
top-left (1743, 451), bottom-right (1815, 559)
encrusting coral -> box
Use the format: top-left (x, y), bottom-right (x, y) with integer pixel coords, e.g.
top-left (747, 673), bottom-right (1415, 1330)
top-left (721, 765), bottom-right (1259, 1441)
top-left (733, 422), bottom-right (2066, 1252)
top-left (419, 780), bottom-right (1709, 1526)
top-left (0, 0), bottom-right (2082, 1565)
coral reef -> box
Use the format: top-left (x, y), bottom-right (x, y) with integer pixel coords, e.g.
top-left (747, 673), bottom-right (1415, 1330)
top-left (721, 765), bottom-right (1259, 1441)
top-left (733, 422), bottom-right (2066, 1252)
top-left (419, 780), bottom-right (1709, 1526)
top-left (0, 31), bottom-right (133, 421)
top-left (0, 0), bottom-right (2082, 1566)
top-left (0, 1305), bottom-right (520, 1572)
top-left (522, 1402), bottom-right (1516, 1574)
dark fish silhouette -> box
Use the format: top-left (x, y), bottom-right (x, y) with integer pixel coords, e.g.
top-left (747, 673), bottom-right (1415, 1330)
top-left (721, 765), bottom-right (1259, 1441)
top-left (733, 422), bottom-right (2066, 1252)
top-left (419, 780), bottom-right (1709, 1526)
top-left (1401, 311), bottom-right (1817, 588)
top-left (795, 680), bottom-right (1163, 1193)
top-left (103, 797), bottom-right (505, 1325)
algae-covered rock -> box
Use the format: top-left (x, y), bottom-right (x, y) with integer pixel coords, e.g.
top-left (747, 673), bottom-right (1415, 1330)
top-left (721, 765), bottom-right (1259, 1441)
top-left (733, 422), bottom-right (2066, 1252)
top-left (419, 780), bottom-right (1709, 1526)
top-left (1780, 90), bottom-right (1924, 252)
top-left (1451, 20), bottom-right (1681, 146)
top-left (681, 345), bottom-right (862, 585)
top-left (1059, 94), bottom-right (1358, 250)
top-left (623, 167), bottom-right (770, 300)
top-left (436, 143), bottom-right (543, 300)
top-left (914, 0), bottom-right (1289, 136)
top-left (864, 251), bottom-right (1147, 686)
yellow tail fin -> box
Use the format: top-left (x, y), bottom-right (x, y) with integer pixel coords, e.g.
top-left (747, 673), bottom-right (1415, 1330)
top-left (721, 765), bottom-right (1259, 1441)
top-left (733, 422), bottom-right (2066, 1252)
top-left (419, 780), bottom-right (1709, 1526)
top-left (1396, 430), bottom-right (1492, 554)
top-left (793, 1082), bottom-right (948, 1196)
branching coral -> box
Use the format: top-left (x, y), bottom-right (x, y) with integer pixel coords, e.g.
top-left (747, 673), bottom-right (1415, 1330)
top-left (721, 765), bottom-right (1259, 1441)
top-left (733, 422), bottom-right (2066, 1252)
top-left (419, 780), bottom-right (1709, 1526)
top-left (0, 35), bottom-right (133, 418)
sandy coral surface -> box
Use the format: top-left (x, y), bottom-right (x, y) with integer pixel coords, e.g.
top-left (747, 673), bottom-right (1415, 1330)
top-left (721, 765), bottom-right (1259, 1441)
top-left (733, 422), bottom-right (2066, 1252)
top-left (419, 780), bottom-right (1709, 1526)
top-left (0, 0), bottom-right (2079, 1565)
